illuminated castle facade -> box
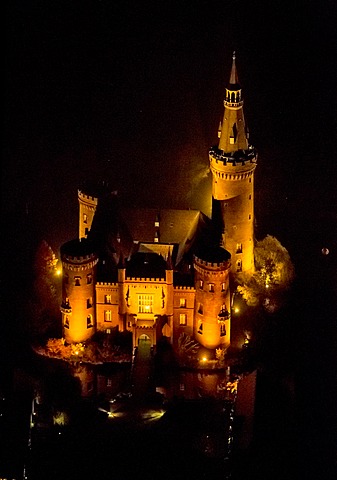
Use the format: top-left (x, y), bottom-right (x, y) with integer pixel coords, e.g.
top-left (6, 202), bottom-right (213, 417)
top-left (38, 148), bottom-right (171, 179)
top-left (60, 53), bottom-right (257, 352)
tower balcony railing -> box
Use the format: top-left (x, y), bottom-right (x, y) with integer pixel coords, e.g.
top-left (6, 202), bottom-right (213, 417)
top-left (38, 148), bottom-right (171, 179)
top-left (60, 304), bottom-right (72, 314)
top-left (224, 100), bottom-right (243, 108)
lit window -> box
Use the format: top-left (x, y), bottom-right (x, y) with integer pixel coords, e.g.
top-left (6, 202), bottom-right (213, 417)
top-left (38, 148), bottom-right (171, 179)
top-left (105, 295), bottom-right (111, 304)
top-left (85, 227), bottom-right (89, 236)
top-left (198, 303), bottom-right (203, 315)
top-left (221, 283), bottom-right (226, 292)
top-left (138, 295), bottom-right (153, 313)
top-left (249, 214), bottom-right (251, 220)
top-left (209, 284), bottom-right (214, 292)
top-left (65, 275), bottom-right (69, 285)
top-left (74, 276), bottom-right (81, 286)
top-left (104, 310), bottom-right (112, 322)
top-left (87, 315), bottom-right (93, 328)
top-left (83, 214), bottom-right (88, 224)
top-left (87, 297), bottom-right (93, 308)
top-left (180, 298), bottom-right (186, 308)
top-left (236, 243), bottom-right (242, 254)
top-left (199, 280), bottom-right (204, 290)
top-left (87, 274), bottom-right (92, 284)
top-left (179, 314), bottom-right (187, 326)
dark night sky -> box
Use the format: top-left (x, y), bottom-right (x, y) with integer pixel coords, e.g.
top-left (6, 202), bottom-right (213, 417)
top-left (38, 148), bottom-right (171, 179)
top-left (5, 0), bottom-right (337, 250)
top-left (3, 2), bottom-right (337, 477)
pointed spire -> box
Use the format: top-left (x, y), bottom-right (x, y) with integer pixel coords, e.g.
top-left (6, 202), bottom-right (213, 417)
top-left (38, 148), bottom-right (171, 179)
top-left (229, 51), bottom-right (239, 85)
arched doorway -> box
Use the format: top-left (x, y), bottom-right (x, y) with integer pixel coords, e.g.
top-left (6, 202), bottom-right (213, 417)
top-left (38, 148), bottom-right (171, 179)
top-left (137, 334), bottom-right (152, 359)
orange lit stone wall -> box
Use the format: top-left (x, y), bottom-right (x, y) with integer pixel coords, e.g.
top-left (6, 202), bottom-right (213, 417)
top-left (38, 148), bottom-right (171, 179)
top-left (210, 159), bottom-right (256, 274)
top-left (193, 256), bottom-right (231, 350)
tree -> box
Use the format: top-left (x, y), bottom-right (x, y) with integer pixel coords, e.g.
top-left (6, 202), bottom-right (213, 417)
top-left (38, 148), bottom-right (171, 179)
top-left (237, 235), bottom-right (295, 309)
top-left (27, 240), bottom-right (62, 340)
top-left (177, 333), bottom-right (200, 366)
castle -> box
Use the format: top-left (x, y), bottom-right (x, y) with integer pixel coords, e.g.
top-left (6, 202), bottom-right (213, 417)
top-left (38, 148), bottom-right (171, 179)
top-left (60, 53), bottom-right (257, 353)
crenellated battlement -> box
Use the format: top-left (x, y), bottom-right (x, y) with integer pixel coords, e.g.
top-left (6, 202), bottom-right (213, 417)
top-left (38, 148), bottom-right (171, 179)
top-left (209, 145), bottom-right (257, 167)
top-left (194, 255), bottom-right (231, 271)
top-left (62, 253), bottom-right (97, 264)
top-left (96, 282), bottom-right (118, 287)
top-left (174, 286), bottom-right (195, 291)
top-left (78, 190), bottom-right (99, 204)
top-left (126, 277), bottom-right (165, 282)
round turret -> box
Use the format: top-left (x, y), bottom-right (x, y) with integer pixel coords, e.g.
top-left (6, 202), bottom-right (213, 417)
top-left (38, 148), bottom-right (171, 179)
top-left (193, 247), bottom-right (231, 350)
top-left (60, 238), bottom-right (99, 343)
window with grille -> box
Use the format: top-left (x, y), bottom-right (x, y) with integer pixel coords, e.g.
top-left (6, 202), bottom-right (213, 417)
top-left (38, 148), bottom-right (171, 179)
top-left (138, 294), bottom-right (153, 313)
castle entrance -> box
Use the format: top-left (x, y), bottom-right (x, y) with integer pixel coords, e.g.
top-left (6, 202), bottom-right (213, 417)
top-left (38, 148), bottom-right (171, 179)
top-left (138, 334), bottom-right (152, 356)
top-left (133, 326), bottom-right (156, 350)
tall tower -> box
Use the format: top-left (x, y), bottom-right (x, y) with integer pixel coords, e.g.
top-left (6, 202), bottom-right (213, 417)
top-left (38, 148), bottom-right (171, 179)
top-left (209, 53), bottom-right (257, 274)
